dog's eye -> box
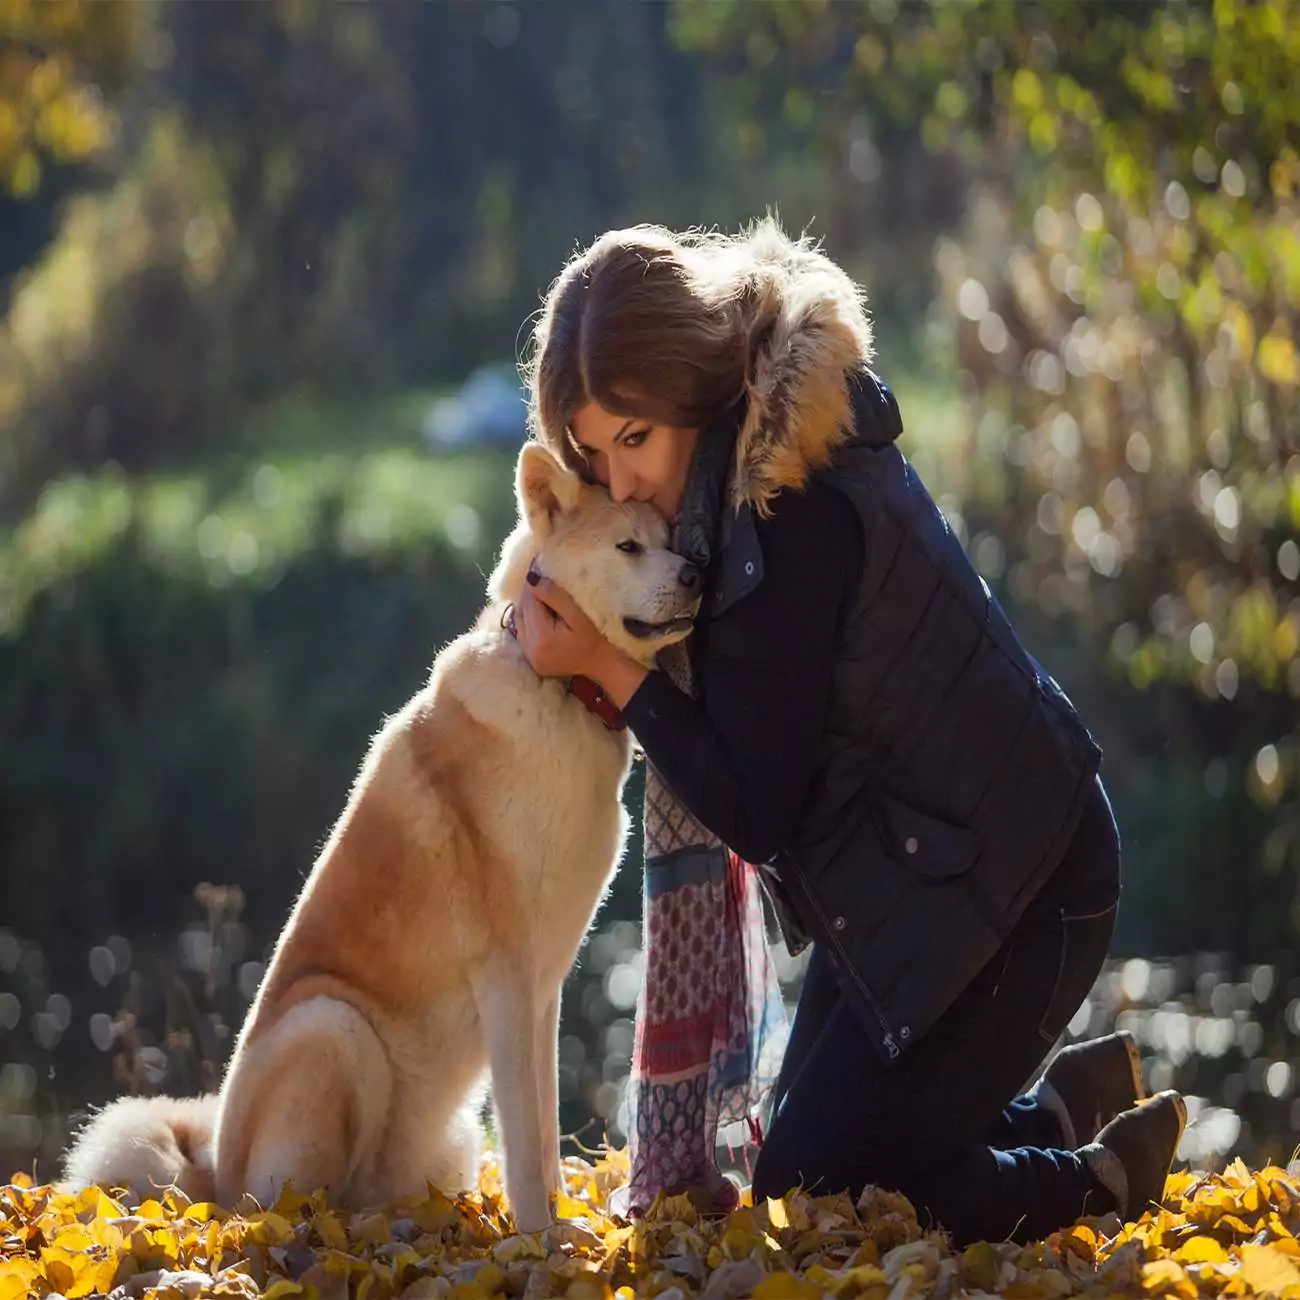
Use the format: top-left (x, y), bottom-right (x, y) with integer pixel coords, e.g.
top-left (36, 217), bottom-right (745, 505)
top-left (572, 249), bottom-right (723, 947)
top-left (616, 539), bottom-right (644, 556)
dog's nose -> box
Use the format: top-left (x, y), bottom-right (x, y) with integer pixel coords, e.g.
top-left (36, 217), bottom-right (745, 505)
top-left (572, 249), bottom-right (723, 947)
top-left (677, 561), bottom-right (701, 591)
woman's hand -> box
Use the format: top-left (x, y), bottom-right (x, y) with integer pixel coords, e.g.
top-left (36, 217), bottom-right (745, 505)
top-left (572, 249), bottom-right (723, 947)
top-left (514, 572), bottom-right (650, 707)
top-left (514, 574), bottom-right (606, 680)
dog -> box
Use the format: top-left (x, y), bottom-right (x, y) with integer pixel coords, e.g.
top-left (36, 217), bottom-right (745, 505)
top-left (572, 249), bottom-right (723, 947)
top-left (62, 443), bottom-right (700, 1232)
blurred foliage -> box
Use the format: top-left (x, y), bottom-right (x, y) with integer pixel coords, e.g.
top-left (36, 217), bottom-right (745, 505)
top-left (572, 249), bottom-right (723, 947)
top-left (669, 0), bottom-right (1300, 950)
top-left (4, 0), bottom-right (1300, 1197)
top-left (0, 438), bottom-right (519, 947)
top-left (0, 0), bottom-right (136, 198)
top-left (0, 0), bottom-right (744, 513)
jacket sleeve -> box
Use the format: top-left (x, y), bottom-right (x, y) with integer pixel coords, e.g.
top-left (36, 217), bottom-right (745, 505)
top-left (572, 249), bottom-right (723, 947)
top-left (621, 479), bottom-right (863, 864)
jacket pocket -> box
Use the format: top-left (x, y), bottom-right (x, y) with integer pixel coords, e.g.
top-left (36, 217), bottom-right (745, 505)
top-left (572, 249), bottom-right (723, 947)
top-left (876, 791), bottom-right (980, 879)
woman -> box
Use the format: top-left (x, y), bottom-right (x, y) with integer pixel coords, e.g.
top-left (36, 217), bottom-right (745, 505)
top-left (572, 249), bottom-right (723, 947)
top-left (511, 219), bottom-right (1185, 1245)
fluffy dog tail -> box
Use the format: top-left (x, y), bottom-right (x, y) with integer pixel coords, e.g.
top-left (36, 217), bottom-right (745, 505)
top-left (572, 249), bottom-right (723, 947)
top-left (62, 1094), bottom-right (219, 1205)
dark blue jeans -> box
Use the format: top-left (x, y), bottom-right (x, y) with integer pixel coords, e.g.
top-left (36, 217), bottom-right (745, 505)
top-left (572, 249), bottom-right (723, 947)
top-left (752, 776), bottom-right (1122, 1245)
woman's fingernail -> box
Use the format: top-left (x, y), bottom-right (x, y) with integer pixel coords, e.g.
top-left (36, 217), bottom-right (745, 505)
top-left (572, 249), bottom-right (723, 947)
top-left (526, 570), bottom-right (540, 586)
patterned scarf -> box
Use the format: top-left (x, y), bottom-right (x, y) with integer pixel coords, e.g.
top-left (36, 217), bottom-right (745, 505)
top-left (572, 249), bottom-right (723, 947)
top-left (623, 421), bottom-right (788, 1218)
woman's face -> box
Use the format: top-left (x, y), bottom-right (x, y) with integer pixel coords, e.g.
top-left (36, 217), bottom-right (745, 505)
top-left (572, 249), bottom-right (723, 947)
top-left (571, 402), bottom-right (699, 522)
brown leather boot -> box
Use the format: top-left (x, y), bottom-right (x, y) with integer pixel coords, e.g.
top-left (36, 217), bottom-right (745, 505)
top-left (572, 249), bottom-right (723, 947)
top-left (1036, 1030), bottom-right (1145, 1146)
top-left (1082, 1091), bottom-right (1187, 1222)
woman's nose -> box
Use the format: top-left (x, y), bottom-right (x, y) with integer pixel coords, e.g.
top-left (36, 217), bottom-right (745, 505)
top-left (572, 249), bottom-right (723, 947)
top-left (607, 461), bottom-right (636, 503)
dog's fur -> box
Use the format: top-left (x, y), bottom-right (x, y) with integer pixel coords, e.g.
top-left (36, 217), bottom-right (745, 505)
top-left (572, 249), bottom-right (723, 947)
top-left (62, 444), bottom-right (698, 1231)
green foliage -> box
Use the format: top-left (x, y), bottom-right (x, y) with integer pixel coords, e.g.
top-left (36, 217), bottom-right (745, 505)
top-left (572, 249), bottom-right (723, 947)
top-left (0, 0), bottom-right (137, 198)
top-left (0, 442), bottom-right (516, 947)
top-left (670, 0), bottom-right (1300, 950)
top-left (0, 1), bottom-right (748, 511)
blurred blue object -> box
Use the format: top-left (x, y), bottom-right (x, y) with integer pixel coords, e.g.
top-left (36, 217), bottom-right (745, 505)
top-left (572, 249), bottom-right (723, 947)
top-left (422, 364), bottom-right (528, 448)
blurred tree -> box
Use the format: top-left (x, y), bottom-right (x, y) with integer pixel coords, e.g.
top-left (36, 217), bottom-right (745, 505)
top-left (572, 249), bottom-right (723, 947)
top-left (0, 0), bottom-right (140, 291)
top-left (0, 0), bottom-right (137, 199)
top-left (672, 0), bottom-right (1300, 953)
top-left (0, 0), bottom-right (738, 509)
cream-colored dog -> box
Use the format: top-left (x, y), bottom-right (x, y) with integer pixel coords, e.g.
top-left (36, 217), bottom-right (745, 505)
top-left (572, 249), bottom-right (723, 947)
top-left (62, 443), bottom-right (699, 1231)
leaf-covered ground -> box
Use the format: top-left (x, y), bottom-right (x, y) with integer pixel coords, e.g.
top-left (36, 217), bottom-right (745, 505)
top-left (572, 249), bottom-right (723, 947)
top-left (5, 1150), bottom-right (1300, 1299)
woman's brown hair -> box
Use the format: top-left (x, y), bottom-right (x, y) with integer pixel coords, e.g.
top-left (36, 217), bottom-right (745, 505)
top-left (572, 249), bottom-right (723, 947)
top-left (523, 218), bottom-right (875, 511)
top-left (524, 225), bottom-right (760, 476)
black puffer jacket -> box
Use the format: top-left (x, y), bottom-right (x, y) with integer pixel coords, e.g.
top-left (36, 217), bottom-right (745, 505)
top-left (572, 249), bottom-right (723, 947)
top-left (666, 228), bottom-right (1102, 1064)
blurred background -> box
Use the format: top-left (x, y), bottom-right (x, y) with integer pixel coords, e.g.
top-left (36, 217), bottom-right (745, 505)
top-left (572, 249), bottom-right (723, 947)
top-left (1, 0), bottom-right (1298, 1185)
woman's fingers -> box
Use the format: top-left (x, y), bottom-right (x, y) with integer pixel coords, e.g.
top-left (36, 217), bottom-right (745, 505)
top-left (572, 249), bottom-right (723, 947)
top-left (529, 574), bottom-right (581, 629)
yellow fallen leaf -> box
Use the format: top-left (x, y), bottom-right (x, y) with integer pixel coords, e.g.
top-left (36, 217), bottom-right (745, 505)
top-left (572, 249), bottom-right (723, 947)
top-left (473, 1261), bottom-right (504, 1291)
top-left (1002, 1281), bottom-right (1056, 1299)
top-left (74, 1185), bottom-right (127, 1220)
top-left (649, 1192), bottom-right (698, 1224)
top-left (246, 1210), bottom-right (296, 1245)
top-left (1174, 1235), bottom-right (1229, 1264)
top-left (413, 1191), bottom-right (461, 1233)
top-left (784, 1192), bottom-right (812, 1232)
top-left (564, 1281), bottom-right (615, 1300)
top-left (492, 1234), bottom-right (547, 1263)
top-left (49, 1222), bottom-right (96, 1252)
top-left (1140, 1257), bottom-right (1197, 1298)
top-left (262, 1281), bottom-right (304, 1300)
top-left (1219, 1213), bottom-right (1257, 1235)
top-left (1225, 1157), bottom-right (1253, 1186)
top-left (752, 1271), bottom-right (824, 1299)
top-left (962, 1239), bottom-right (1003, 1291)
top-left (313, 1210), bottom-right (349, 1251)
top-left (23, 1147), bottom-right (1300, 1300)
top-left (1240, 1241), bottom-right (1300, 1293)
top-left (0, 1259), bottom-right (39, 1300)
top-left (90, 1215), bottom-right (126, 1251)
top-left (555, 1190), bottom-right (591, 1220)
top-left (39, 1249), bottom-right (78, 1297)
top-left (355, 1212), bottom-right (392, 1245)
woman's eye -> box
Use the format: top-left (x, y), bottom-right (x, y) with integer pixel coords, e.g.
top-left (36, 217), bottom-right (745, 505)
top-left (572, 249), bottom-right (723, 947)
top-left (616, 540), bottom-right (644, 556)
top-left (624, 428), bottom-right (649, 448)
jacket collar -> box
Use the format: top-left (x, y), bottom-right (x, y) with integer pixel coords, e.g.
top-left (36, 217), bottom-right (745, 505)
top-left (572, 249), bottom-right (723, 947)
top-left (671, 223), bottom-right (904, 615)
top-left (701, 371), bottom-right (905, 620)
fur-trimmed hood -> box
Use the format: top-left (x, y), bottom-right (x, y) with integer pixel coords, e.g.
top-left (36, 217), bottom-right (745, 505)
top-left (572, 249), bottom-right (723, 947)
top-left (729, 222), bottom-right (885, 517)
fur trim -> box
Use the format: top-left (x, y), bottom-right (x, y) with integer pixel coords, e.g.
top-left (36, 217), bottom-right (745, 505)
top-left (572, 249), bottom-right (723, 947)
top-left (730, 220), bottom-right (874, 517)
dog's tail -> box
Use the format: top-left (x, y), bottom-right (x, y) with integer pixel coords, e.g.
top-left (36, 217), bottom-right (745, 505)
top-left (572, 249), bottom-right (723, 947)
top-left (62, 1093), bottom-right (219, 1205)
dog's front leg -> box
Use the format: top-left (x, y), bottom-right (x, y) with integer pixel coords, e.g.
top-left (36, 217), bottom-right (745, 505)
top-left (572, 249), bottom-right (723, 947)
top-left (536, 989), bottom-right (562, 1208)
top-left (474, 969), bottom-right (549, 1233)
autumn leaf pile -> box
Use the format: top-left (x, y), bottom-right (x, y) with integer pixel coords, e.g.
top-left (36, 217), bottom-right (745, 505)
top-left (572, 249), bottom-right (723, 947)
top-left (6, 1150), bottom-right (1300, 1299)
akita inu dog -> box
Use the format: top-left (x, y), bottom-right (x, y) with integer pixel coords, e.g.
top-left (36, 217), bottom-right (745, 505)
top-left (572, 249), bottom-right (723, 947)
top-left (63, 443), bottom-right (700, 1231)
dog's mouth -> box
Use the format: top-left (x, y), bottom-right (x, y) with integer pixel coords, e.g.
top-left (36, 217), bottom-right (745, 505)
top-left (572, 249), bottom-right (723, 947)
top-left (622, 614), bottom-right (696, 640)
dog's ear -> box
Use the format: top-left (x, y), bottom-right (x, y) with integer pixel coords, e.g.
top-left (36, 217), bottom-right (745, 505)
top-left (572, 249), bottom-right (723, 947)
top-left (517, 442), bottom-right (583, 536)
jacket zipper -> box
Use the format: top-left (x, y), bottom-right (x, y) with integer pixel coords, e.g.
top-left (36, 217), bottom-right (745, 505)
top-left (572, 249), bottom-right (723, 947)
top-left (787, 860), bottom-right (901, 1060)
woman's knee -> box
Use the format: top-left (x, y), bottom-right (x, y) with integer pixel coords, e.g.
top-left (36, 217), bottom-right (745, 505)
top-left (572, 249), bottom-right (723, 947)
top-left (752, 1112), bottom-right (906, 1204)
